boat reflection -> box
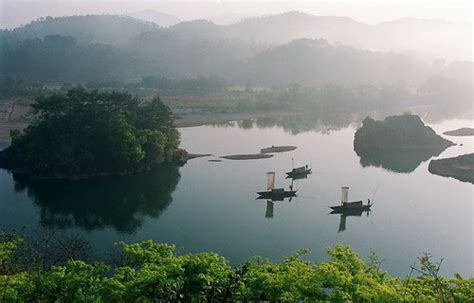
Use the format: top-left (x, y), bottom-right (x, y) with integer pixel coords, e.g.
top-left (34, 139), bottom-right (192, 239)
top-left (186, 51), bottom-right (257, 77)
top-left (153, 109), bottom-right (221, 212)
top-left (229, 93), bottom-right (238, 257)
top-left (330, 208), bottom-right (371, 232)
top-left (257, 195), bottom-right (294, 219)
top-left (265, 201), bottom-right (274, 218)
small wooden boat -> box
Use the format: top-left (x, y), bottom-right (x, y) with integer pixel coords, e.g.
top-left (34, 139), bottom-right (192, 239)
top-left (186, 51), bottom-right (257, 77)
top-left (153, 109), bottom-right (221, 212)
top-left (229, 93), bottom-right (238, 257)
top-left (257, 172), bottom-right (296, 199)
top-left (286, 165), bottom-right (312, 178)
top-left (257, 188), bottom-right (297, 199)
top-left (329, 186), bottom-right (372, 212)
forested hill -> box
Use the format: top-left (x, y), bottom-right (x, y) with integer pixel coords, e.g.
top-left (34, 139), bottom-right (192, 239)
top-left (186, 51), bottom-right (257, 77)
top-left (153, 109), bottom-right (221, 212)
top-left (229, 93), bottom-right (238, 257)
top-left (5, 12), bottom-right (470, 58)
top-left (5, 15), bottom-right (158, 45)
top-left (248, 39), bottom-right (429, 86)
top-left (225, 12), bottom-right (471, 61)
top-left (124, 10), bottom-right (181, 27)
top-left (0, 13), bottom-right (472, 86)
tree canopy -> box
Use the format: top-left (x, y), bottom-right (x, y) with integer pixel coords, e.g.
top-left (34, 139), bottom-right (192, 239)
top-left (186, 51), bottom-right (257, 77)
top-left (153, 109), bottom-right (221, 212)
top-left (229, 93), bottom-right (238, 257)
top-left (0, 234), bottom-right (472, 302)
top-left (0, 87), bottom-right (183, 178)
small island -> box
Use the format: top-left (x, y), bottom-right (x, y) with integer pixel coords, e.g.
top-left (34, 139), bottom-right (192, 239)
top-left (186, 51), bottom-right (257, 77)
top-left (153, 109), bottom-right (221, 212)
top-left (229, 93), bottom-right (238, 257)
top-left (354, 115), bottom-right (455, 172)
top-left (443, 127), bottom-right (474, 136)
top-left (428, 153), bottom-right (474, 184)
top-left (354, 114), bottom-right (454, 151)
top-left (0, 88), bottom-right (187, 179)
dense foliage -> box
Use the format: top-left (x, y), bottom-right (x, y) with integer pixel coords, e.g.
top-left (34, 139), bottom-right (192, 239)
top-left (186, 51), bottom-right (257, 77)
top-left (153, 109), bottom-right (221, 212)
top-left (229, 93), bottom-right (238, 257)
top-left (0, 88), bottom-right (182, 178)
top-left (0, 233), bottom-right (472, 302)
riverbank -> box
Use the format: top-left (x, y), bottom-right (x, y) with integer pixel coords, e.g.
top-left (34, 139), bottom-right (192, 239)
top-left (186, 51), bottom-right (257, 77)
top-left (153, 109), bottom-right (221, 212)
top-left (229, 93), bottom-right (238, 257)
top-left (0, 96), bottom-right (302, 143)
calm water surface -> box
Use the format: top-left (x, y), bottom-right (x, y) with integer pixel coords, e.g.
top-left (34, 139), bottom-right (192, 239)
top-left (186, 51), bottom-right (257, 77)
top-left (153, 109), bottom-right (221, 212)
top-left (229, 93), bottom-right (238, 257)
top-left (0, 118), bottom-right (472, 276)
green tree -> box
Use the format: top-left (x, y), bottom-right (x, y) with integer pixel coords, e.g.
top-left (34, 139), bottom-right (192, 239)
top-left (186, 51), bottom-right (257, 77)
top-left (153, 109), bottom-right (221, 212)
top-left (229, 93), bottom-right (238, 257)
top-left (0, 87), bottom-right (182, 178)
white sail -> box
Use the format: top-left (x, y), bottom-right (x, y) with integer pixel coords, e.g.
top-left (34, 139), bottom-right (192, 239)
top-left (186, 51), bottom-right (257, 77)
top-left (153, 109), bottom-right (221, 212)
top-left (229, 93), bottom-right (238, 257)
top-left (341, 186), bottom-right (349, 204)
top-left (267, 172), bottom-right (276, 190)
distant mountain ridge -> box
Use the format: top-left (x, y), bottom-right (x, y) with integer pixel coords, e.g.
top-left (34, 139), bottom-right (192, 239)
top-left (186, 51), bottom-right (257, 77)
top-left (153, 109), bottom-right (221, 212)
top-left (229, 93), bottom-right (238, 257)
top-left (7, 15), bottom-right (158, 45)
top-left (124, 10), bottom-right (181, 27)
top-left (203, 12), bottom-right (255, 25)
top-left (4, 12), bottom-right (471, 60)
top-left (222, 11), bottom-right (471, 60)
top-left (0, 12), bottom-right (471, 86)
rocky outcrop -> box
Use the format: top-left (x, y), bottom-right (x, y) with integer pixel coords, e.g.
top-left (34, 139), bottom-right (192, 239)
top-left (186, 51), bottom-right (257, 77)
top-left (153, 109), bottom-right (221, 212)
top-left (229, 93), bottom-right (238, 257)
top-left (354, 115), bottom-right (454, 151)
top-left (354, 115), bottom-right (455, 173)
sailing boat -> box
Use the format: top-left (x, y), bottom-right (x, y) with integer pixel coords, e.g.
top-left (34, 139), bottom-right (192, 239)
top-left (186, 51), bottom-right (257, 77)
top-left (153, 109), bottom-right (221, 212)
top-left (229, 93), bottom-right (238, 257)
top-left (257, 172), bottom-right (297, 199)
top-left (329, 186), bottom-right (372, 212)
top-left (286, 158), bottom-right (312, 179)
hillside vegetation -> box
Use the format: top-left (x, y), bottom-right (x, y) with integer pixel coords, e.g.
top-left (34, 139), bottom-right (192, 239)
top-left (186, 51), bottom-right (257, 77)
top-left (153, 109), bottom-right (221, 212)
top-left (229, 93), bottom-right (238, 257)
top-left (0, 233), bottom-right (472, 302)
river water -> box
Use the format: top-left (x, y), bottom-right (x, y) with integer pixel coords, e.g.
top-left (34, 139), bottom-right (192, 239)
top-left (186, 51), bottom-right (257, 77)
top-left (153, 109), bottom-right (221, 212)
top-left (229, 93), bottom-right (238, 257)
top-left (0, 117), bottom-right (472, 276)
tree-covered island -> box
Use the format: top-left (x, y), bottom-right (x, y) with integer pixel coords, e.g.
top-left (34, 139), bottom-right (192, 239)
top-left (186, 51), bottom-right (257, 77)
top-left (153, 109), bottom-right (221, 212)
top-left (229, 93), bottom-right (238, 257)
top-left (0, 87), bottom-right (187, 179)
top-left (354, 114), bottom-right (455, 154)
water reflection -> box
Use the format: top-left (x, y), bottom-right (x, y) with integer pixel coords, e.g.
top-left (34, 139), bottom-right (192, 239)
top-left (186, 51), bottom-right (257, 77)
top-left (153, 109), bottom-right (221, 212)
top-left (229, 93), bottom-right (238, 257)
top-left (355, 148), bottom-right (447, 173)
top-left (330, 208), bottom-right (371, 232)
top-left (210, 112), bottom-right (363, 134)
top-left (265, 201), bottom-right (274, 218)
top-left (213, 105), bottom-right (471, 137)
top-left (252, 113), bottom-right (360, 135)
top-left (257, 196), bottom-right (294, 219)
top-left (12, 165), bottom-right (181, 234)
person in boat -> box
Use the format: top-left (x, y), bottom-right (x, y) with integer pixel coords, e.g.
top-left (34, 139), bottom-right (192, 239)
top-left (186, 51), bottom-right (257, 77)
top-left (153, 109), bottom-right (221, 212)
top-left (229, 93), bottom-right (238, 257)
top-left (367, 199), bottom-right (370, 206)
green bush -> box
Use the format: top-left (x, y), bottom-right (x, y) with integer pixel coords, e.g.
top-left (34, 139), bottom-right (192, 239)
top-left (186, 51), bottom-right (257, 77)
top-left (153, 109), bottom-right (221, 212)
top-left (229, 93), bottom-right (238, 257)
top-left (0, 236), bottom-right (472, 302)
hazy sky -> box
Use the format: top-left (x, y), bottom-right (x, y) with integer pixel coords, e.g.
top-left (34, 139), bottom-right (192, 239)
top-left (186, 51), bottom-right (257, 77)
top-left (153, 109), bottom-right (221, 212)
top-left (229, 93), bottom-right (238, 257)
top-left (0, 0), bottom-right (472, 29)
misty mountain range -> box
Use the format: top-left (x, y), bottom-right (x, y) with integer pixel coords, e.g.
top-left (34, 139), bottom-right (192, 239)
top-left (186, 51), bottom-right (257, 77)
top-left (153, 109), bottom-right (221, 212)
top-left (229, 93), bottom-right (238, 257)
top-left (123, 10), bottom-right (251, 26)
top-left (0, 12), bottom-right (471, 86)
